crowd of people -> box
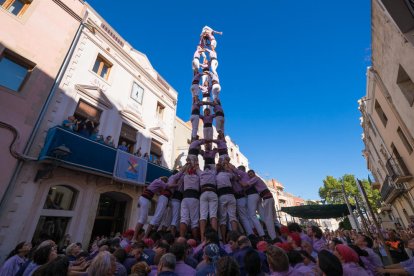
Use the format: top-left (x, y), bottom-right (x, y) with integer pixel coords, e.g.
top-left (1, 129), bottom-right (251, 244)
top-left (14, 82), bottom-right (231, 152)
top-left (3, 223), bottom-right (414, 275)
top-left (61, 116), bottom-right (163, 166)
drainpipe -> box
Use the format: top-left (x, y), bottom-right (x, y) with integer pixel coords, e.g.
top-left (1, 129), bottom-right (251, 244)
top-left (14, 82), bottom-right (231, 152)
top-left (0, 11), bottom-right (89, 217)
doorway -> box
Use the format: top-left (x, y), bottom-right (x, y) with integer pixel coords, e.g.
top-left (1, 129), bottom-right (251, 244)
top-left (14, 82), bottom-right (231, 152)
top-left (91, 192), bottom-right (131, 239)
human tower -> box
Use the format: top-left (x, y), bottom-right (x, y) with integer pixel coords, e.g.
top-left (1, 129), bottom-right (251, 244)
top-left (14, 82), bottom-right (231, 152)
top-left (133, 26), bottom-right (277, 242)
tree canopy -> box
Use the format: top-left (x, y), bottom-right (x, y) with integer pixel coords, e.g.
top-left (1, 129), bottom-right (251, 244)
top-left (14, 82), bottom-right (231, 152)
top-left (318, 174), bottom-right (382, 211)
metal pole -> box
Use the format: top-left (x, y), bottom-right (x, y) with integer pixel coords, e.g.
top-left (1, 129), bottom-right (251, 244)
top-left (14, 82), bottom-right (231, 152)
top-left (341, 179), bottom-right (360, 231)
top-left (357, 179), bottom-right (393, 264)
top-left (354, 196), bottom-right (370, 234)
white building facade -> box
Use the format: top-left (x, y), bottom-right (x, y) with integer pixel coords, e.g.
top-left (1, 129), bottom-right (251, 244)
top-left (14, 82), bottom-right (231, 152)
top-left (0, 4), bottom-right (178, 259)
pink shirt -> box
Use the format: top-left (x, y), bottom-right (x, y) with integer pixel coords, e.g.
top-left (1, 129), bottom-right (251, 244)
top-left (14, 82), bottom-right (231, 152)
top-left (183, 172), bottom-right (201, 191)
top-left (200, 114), bottom-right (215, 124)
top-left (147, 178), bottom-right (167, 194)
top-left (216, 171), bottom-right (233, 189)
top-left (200, 168), bottom-right (216, 186)
top-left (214, 138), bottom-right (227, 150)
top-left (245, 176), bottom-right (268, 193)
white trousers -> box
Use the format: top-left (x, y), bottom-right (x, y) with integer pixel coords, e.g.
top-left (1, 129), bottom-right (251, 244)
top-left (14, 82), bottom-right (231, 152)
top-left (192, 58), bottom-right (200, 72)
top-left (216, 116), bottom-right (224, 134)
top-left (203, 127), bottom-right (213, 140)
top-left (237, 197), bottom-right (254, 235)
top-left (137, 196), bottom-right (151, 225)
top-left (200, 191), bottom-right (218, 220)
top-left (218, 194), bottom-right (237, 225)
top-left (210, 59), bottom-right (218, 75)
top-left (262, 197), bottom-right (277, 240)
top-left (160, 202), bottom-right (172, 228)
top-left (170, 199), bottom-right (181, 228)
top-left (190, 115), bottom-right (199, 138)
top-left (150, 195), bottom-right (169, 226)
top-left (181, 198), bottom-right (200, 229)
top-left (247, 194), bottom-right (265, 236)
top-left (212, 83), bottom-right (221, 100)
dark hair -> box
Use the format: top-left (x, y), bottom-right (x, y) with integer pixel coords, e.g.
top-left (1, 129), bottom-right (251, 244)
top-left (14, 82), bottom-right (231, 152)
top-left (237, 166), bottom-right (246, 172)
top-left (113, 248), bottom-right (127, 263)
top-left (299, 250), bottom-right (316, 263)
top-left (216, 256), bottom-right (240, 276)
top-left (43, 256), bottom-right (69, 276)
top-left (287, 223), bottom-right (302, 233)
top-left (362, 235), bottom-right (373, 248)
top-left (331, 238), bottom-right (343, 246)
top-left (247, 170), bottom-right (255, 174)
top-left (162, 232), bottom-right (175, 245)
top-left (156, 241), bottom-right (170, 252)
top-left (170, 243), bottom-right (186, 261)
top-left (205, 230), bottom-right (220, 245)
top-left (318, 250), bottom-right (343, 276)
top-left (33, 245), bottom-right (53, 265)
top-left (227, 231), bottom-right (240, 243)
top-left (287, 250), bottom-right (304, 266)
top-left (247, 234), bottom-right (259, 249)
top-left (311, 226), bottom-right (323, 239)
top-left (150, 231), bottom-right (162, 244)
top-left (6, 242), bottom-right (26, 260)
top-left (244, 249), bottom-right (261, 276)
top-left (348, 245), bottom-right (367, 268)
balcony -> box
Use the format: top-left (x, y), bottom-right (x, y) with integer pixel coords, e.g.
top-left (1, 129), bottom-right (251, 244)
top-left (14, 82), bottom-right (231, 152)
top-left (380, 176), bottom-right (405, 204)
top-left (38, 126), bottom-right (172, 184)
top-left (386, 157), bottom-right (412, 183)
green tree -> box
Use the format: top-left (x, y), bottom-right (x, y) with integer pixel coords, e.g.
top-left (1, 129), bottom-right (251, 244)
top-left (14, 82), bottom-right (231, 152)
top-left (318, 174), bottom-right (382, 211)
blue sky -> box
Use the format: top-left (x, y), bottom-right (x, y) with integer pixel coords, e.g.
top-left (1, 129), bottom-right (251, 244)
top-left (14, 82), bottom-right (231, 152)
top-left (86, 0), bottom-right (371, 199)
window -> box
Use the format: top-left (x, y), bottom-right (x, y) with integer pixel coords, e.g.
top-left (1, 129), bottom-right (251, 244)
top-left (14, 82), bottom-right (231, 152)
top-left (74, 100), bottom-right (102, 123)
top-left (156, 102), bottom-right (165, 120)
top-left (375, 100), bottom-right (388, 127)
top-left (43, 185), bottom-right (77, 211)
top-left (1, 0), bottom-right (30, 17)
top-left (391, 143), bottom-right (411, 176)
top-left (0, 49), bottom-right (34, 92)
top-left (397, 65), bottom-right (414, 106)
top-left (150, 139), bottom-right (162, 163)
top-left (118, 123), bottom-right (137, 153)
top-left (32, 216), bottom-right (70, 247)
top-left (92, 54), bottom-right (112, 80)
top-left (130, 82), bottom-right (144, 104)
top-left (397, 127), bottom-right (413, 154)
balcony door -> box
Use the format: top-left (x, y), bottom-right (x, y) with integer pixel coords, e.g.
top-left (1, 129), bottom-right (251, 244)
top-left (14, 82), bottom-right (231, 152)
top-left (118, 123), bottom-right (137, 153)
top-left (91, 192), bottom-right (131, 239)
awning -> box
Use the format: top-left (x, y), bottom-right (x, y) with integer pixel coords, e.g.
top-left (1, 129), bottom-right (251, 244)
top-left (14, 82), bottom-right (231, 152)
top-left (281, 204), bottom-right (354, 219)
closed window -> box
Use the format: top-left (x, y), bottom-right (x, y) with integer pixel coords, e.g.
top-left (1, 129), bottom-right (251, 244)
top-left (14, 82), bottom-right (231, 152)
top-left (397, 127), bottom-right (413, 154)
top-left (156, 102), bottom-right (165, 120)
top-left (375, 100), bottom-right (388, 127)
top-left (0, 49), bottom-right (34, 92)
top-left (1, 0), bottom-right (30, 17)
top-left (92, 54), bottom-right (112, 80)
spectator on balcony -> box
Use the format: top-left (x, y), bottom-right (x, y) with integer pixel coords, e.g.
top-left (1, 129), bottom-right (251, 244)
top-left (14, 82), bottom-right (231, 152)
top-left (155, 158), bottom-right (162, 166)
top-left (143, 153), bottom-right (149, 161)
top-left (118, 141), bottom-right (129, 152)
top-left (61, 116), bottom-right (77, 131)
top-left (105, 136), bottom-right (114, 147)
top-left (95, 135), bottom-right (104, 143)
top-left (90, 127), bottom-right (100, 141)
top-left (135, 147), bottom-right (142, 157)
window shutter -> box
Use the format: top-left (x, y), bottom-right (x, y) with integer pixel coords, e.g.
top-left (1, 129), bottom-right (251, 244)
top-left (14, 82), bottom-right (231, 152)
top-left (120, 123), bottom-right (137, 142)
top-left (151, 139), bottom-right (163, 156)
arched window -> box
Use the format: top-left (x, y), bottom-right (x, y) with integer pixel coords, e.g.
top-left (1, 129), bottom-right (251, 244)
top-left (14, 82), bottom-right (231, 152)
top-left (43, 185), bottom-right (78, 210)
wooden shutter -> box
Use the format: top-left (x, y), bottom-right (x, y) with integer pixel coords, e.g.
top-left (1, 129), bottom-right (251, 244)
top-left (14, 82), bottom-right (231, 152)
top-left (75, 100), bottom-right (102, 122)
top-left (150, 139), bottom-right (163, 156)
top-left (120, 123), bottom-right (137, 142)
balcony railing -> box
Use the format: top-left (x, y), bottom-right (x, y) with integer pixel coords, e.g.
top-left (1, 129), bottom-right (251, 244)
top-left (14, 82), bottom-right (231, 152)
top-left (38, 126), bottom-right (172, 184)
top-left (386, 157), bottom-right (412, 183)
top-left (380, 176), bottom-right (405, 204)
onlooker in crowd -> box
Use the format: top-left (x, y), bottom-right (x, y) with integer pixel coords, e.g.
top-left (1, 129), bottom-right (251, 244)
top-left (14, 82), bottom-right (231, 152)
top-left (118, 141), bottom-right (129, 152)
top-left (105, 135), bottom-right (114, 147)
top-left (170, 243), bottom-right (196, 276)
top-left (216, 256), bottom-right (240, 276)
top-left (87, 251), bottom-right (116, 276)
top-left (157, 253), bottom-right (177, 276)
top-left (65, 243), bottom-right (81, 262)
top-left (377, 238), bottom-right (414, 275)
top-left (334, 244), bottom-right (369, 276)
top-left (196, 243), bottom-right (220, 276)
top-left (265, 245), bottom-right (292, 276)
top-left (131, 261), bottom-right (151, 276)
top-left (318, 250), bottom-right (343, 276)
top-left (0, 241), bottom-right (31, 276)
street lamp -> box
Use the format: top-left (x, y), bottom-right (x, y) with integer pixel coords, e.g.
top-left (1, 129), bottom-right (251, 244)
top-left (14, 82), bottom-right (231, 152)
top-left (34, 144), bottom-right (71, 182)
